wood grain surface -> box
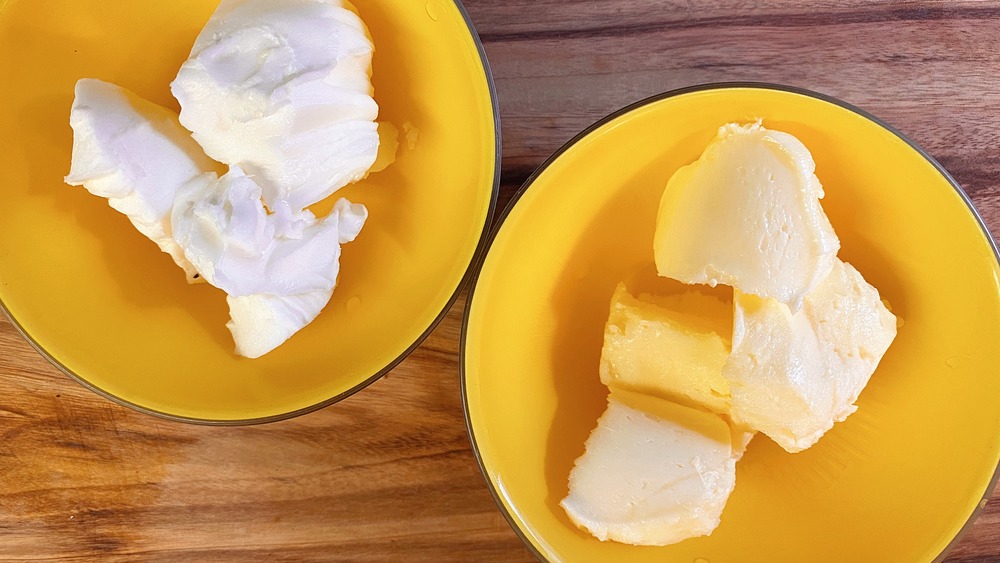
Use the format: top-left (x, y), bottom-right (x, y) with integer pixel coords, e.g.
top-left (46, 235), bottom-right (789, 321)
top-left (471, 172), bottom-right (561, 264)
top-left (2, 0), bottom-right (1000, 561)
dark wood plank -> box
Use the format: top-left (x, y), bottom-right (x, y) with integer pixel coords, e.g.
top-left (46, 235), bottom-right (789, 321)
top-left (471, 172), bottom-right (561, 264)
top-left (2, 0), bottom-right (999, 560)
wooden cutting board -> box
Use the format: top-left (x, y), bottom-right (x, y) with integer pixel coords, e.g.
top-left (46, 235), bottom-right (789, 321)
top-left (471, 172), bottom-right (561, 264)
top-left (2, 1), bottom-right (998, 560)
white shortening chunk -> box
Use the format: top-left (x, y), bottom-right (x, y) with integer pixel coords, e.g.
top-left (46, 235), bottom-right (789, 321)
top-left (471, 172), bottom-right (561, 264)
top-left (723, 260), bottom-right (897, 452)
top-left (171, 0), bottom-right (379, 215)
top-left (172, 167), bottom-right (367, 358)
top-left (654, 122), bottom-right (840, 311)
top-left (226, 292), bottom-right (330, 359)
top-left (65, 78), bottom-right (217, 282)
top-left (561, 392), bottom-right (738, 546)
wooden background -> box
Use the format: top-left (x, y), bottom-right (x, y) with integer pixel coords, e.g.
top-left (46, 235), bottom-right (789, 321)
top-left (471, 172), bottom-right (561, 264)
top-left (2, 0), bottom-right (1000, 560)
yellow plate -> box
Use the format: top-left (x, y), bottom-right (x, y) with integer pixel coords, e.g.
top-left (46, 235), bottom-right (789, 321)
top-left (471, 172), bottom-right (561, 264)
top-left (462, 84), bottom-right (1000, 562)
top-left (0, 0), bottom-right (498, 423)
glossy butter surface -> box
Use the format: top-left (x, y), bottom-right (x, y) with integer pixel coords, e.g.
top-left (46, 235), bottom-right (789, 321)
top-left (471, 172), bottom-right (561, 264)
top-left (561, 392), bottom-right (737, 546)
top-left (599, 282), bottom-right (732, 414)
top-left (654, 122), bottom-right (839, 311)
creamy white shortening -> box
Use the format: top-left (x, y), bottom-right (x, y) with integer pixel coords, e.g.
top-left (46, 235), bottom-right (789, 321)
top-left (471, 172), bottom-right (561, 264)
top-left (65, 79), bottom-right (217, 282)
top-left (172, 167), bottom-right (367, 358)
top-left (67, 0), bottom-right (382, 358)
top-left (171, 0), bottom-right (379, 218)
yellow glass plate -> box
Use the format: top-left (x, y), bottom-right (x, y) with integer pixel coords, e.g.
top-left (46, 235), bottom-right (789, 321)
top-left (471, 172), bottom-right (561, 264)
top-left (0, 0), bottom-right (498, 423)
top-left (463, 84), bottom-right (1000, 562)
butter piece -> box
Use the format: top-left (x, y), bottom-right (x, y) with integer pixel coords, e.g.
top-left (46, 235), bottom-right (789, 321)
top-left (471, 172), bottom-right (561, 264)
top-left (723, 259), bottom-right (897, 452)
top-left (561, 391), bottom-right (737, 546)
top-left (654, 122), bottom-right (840, 311)
top-left (600, 283), bottom-right (732, 414)
top-left (65, 79), bottom-right (217, 282)
top-left (599, 283), bottom-right (757, 460)
top-left (171, 0), bottom-right (379, 214)
top-left (171, 167), bottom-right (367, 358)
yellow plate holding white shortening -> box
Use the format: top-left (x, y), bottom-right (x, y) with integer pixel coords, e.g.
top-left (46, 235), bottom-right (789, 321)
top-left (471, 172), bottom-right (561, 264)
top-left (462, 85), bottom-right (1000, 561)
top-left (0, 0), bottom-right (498, 423)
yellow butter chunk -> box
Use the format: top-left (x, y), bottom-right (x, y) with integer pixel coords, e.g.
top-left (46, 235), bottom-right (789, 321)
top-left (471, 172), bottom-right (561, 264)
top-left (561, 391), bottom-right (737, 546)
top-left (654, 122), bottom-right (840, 311)
top-left (723, 260), bottom-right (898, 452)
top-left (600, 283), bottom-right (732, 414)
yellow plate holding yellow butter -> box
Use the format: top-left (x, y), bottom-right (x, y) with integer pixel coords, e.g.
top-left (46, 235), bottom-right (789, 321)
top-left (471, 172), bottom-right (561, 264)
top-left (0, 0), bottom-right (498, 422)
top-left (462, 84), bottom-right (1000, 561)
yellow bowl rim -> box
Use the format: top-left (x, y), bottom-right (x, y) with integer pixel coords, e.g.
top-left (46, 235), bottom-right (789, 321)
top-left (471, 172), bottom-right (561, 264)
top-left (459, 81), bottom-right (1000, 562)
top-left (0, 0), bottom-right (501, 427)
